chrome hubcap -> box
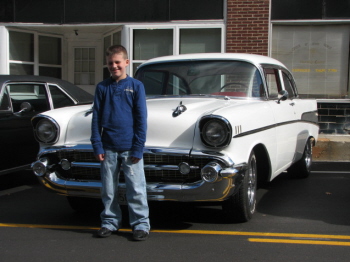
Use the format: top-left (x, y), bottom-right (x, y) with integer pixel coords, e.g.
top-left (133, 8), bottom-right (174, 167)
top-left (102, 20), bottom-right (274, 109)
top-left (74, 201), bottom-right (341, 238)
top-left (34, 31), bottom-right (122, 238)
top-left (305, 140), bottom-right (312, 169)
top-left (247, 156), bottom-right (257, 213)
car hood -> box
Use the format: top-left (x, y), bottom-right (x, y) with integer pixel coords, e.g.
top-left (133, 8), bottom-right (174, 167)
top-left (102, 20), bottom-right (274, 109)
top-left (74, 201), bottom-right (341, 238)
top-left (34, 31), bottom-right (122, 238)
top-left (58, 97), bottom-right (241, 149)
top-left (145, 97), bottom-right (234, 149)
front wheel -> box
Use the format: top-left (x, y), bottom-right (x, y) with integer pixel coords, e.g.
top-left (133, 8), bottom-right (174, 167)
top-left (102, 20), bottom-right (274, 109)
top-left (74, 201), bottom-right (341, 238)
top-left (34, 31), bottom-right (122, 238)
top-left (222, 151), bottom-right (257, 223)
top-left (288, 138), bottom-right (312, 179)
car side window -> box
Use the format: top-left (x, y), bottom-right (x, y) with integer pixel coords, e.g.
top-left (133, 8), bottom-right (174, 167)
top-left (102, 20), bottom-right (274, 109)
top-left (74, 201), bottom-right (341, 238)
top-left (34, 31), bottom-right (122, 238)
top-left (0, 87), bottom-right (11, 111)
top-left (264, 68), bottom-right (281, 99)
top-left (7, 84), bottom-right (50, 112)
top-left (49, 85), bottom-right (75, 109)
top-left (282, 72), bottom-right (295, 98)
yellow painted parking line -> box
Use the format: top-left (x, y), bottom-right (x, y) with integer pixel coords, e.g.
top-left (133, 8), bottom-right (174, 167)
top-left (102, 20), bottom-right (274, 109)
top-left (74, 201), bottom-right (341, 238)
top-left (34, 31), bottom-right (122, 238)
top-left (249, 238), bottom-right (350, 246)
top-left (1, 223), bottom-right (350, 244)
top-left (151, 229), bottom-right (350, 241)
top-left (0, 223), bottom-right (99, 230)
top-left (0, 223), bottom-right (134, 232)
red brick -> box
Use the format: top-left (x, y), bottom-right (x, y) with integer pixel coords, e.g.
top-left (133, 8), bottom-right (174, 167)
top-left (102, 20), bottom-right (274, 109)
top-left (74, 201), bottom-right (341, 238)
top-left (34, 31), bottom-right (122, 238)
top-left (226, 0), bottom-right (269, 55)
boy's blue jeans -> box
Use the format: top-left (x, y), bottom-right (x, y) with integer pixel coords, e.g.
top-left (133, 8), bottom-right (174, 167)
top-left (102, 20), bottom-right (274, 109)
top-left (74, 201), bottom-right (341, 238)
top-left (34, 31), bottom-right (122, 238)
top-left (100, 150), bottom-right (150, 232)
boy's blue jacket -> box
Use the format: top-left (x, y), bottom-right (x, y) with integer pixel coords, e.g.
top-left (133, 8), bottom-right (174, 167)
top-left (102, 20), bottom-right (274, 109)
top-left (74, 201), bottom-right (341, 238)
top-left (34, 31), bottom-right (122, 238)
top-left (90, 76), bottom-right (147, 159)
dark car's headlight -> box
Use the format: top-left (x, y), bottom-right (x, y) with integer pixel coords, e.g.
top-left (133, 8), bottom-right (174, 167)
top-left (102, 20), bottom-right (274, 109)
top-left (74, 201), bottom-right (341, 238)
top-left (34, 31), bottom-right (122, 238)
top-left (200, 116), bottom-right (232, 148)
top-left (34, 117), bottom-right (59, 144)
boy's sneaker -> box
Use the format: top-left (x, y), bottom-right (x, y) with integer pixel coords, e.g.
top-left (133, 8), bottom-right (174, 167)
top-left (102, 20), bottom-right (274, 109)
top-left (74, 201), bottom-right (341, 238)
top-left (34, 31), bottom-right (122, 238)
top-left (97, 227), bottom-right (113, 238)
top-left (133, 230), bottom-right (149, 241)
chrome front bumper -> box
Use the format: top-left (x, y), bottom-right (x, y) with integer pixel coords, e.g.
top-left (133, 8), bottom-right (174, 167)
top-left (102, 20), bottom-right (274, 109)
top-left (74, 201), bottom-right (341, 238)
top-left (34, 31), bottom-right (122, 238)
top-left (32, 145), bottom-right (247, 202)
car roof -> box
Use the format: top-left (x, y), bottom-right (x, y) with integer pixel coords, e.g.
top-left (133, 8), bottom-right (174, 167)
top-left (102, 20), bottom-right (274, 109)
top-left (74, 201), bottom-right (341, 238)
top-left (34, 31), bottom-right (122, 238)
top-left (0, 75), bottom-right (93, 104)
top-left (138, 53), bottom-right (288, 70)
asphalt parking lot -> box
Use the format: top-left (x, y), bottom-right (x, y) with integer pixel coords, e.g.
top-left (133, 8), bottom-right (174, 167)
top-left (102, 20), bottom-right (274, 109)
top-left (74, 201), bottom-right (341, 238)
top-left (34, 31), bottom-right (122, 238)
top-left (1, 162), bottom-right (350, 261)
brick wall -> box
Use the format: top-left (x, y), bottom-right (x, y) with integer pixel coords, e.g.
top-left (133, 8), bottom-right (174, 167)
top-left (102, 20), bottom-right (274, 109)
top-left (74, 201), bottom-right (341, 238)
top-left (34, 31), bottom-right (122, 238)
top-left (226, 0), bottom-right (270, 55)
top-left (318, 103), bottom-right (350, 134)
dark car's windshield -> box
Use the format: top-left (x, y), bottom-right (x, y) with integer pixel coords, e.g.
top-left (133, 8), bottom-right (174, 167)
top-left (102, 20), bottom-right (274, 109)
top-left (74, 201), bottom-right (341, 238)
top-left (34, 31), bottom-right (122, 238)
top-left (135, 60), bottom-right (265, 98)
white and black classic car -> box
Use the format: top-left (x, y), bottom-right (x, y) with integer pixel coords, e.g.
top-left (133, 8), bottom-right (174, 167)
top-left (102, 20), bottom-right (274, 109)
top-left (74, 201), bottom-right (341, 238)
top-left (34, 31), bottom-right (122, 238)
top-left (0, 75), bottom-right (93, 175)
top-left (31, 54), bottom-right (319, 222)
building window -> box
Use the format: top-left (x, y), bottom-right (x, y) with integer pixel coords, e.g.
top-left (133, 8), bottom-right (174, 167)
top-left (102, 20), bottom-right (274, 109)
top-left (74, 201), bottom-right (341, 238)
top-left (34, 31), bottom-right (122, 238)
top-left (129, 25), bottom-right (224, 76)
top-left (74, 48), bottom-right (95, 85)
top-left (180, 28), bottom-right (221, 54)
top-left (9, 31), bottom-right (34, 75)
top-left (133, 29), bottom-right (173, 60)
top-left (103, 30), bottom-right (122, 79)
top-left (272, 25), bottom-right (350, 99)
top-left (39, 35), bottom-right (62, 78)
top-left (9, 30), bottom-right (62, 77)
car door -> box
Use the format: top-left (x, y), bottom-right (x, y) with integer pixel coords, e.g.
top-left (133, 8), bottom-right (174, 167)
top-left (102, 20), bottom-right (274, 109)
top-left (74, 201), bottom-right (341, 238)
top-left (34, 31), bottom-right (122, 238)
top-left (263, 67), bottom-right (298, 176)
top-left (0, 82), bottom-right (51, 173)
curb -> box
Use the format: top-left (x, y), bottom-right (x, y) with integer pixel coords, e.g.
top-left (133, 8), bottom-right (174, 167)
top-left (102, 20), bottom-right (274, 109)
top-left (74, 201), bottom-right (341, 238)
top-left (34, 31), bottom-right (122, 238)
top-left (313, 135), bottom-right (350, 162)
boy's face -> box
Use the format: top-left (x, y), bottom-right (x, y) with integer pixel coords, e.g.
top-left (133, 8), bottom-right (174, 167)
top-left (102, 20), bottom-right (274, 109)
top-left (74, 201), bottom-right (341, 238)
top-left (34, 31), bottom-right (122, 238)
top-left (106, 53), bottom-right (129, 81)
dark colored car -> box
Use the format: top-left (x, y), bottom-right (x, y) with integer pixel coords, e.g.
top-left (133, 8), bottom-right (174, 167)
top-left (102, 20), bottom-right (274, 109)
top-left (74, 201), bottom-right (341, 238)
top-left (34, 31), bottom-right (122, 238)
top-left (0, 75), bottom-right (93, 175)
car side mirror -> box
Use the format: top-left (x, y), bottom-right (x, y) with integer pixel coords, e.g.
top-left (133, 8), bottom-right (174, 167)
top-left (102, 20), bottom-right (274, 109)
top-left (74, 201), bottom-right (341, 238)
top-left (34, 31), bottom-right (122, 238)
top-left (14, 102), bottom-right (33, 115)
top-left (277, 90), bottom-right (289, 104)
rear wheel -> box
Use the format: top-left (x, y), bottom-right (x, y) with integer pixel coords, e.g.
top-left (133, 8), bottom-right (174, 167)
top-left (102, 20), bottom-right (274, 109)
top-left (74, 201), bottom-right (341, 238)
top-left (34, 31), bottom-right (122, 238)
top-left (288, 138), bottom-right (312, 179)
top-left (222, 151), bottom-right (257, 223)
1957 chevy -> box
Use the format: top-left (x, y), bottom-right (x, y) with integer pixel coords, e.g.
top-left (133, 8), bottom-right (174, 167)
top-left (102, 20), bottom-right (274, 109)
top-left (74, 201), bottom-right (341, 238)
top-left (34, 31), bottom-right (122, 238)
top-left (31, 53), bottom-right (319, 222)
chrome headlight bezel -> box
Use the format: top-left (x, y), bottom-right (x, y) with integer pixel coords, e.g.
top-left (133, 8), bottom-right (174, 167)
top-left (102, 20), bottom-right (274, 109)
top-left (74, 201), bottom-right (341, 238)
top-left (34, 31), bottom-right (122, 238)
top-left (33, 116), bottom-right (60, 144)
top-left (199, 116), bottom-right (232, 148)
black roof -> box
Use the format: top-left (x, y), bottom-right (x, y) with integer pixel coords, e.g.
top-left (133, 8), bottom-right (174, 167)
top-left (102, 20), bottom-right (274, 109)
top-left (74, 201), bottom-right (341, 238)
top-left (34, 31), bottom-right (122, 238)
top-left (0, 75), bottom-right (94, 104)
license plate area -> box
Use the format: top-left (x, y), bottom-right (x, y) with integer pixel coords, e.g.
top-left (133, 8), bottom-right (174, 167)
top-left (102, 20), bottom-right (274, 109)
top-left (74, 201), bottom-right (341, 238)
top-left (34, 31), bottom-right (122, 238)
top-left (118, 187), bottom-right (127, 205)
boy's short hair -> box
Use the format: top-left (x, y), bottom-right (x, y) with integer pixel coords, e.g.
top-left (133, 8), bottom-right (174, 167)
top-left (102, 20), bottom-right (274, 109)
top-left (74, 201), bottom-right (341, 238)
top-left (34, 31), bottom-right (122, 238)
top-left (106, 45), bottom-right (128, 59)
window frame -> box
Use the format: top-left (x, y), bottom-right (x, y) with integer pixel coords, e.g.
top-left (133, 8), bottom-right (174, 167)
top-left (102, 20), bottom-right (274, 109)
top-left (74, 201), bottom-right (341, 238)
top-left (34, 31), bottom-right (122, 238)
top-left (127, 23), bottom-right (225, 76)
top-left (102, 28), bottom-right (123, 79)
top-left (9, 29), bottom-right (63, 77)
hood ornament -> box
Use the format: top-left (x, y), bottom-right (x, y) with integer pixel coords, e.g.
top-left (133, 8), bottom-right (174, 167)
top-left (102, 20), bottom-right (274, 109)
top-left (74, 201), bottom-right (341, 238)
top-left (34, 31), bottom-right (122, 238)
top-left (172, 101), bottom-right (187, 117)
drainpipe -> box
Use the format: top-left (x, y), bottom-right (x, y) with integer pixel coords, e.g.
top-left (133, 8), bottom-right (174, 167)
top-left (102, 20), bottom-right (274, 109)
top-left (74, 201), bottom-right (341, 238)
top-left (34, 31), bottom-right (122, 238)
top-left (0, 26), bottom-right (9, 74)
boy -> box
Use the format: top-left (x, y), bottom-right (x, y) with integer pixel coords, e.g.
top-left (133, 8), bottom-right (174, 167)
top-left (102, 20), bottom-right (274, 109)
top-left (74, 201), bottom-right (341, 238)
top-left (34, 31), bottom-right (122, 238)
top-left (90, 45), bottom-right (150, 240)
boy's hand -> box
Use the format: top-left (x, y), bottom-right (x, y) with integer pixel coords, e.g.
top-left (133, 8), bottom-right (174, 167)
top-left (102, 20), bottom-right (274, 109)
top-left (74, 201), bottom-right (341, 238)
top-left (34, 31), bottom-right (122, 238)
top-left (131, 156), bottom-right (140, 164)
top-left (95, 154), bottom-right (105, 161)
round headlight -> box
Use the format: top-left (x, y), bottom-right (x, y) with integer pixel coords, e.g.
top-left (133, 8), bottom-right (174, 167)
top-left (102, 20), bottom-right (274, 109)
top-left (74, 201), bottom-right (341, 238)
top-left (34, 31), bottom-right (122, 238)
top-left (201, 119), bottom-right (231, 147)
top-left (35, 119), bottom-right (58, 143)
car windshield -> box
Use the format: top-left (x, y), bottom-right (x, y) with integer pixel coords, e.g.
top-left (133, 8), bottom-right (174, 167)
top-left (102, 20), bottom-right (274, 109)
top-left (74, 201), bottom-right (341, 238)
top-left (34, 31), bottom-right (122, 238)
top-left (135, 60), bottom-right (265, 98)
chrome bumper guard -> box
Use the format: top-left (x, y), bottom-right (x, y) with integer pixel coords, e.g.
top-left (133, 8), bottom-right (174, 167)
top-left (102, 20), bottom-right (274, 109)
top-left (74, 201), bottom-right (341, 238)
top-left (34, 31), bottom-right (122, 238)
top-left (32, 145), bottom-right (247, 202)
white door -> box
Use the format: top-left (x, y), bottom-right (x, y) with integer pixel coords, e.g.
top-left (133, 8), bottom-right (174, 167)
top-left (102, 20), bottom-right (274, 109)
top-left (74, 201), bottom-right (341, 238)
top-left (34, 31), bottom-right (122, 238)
top-left (67, 41), bottom-right (102, 95)
top-left (264, 68), bottom-right (297, 176)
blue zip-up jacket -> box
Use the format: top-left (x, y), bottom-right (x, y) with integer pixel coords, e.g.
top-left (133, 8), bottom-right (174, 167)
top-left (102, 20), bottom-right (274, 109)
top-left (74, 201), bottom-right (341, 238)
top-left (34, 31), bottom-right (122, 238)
top-left (90, 75), bottom-right (147, 159)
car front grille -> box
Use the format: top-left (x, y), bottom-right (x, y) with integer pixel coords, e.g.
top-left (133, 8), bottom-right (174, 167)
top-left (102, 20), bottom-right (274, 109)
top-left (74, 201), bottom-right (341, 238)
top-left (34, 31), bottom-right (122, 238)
top-left (52, 150), bottom-right (204, 183)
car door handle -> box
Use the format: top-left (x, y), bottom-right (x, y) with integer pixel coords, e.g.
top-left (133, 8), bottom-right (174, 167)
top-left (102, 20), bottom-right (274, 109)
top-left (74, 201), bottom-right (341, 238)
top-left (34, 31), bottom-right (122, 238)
top-left (289, 102), bottom-right (295, 106)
